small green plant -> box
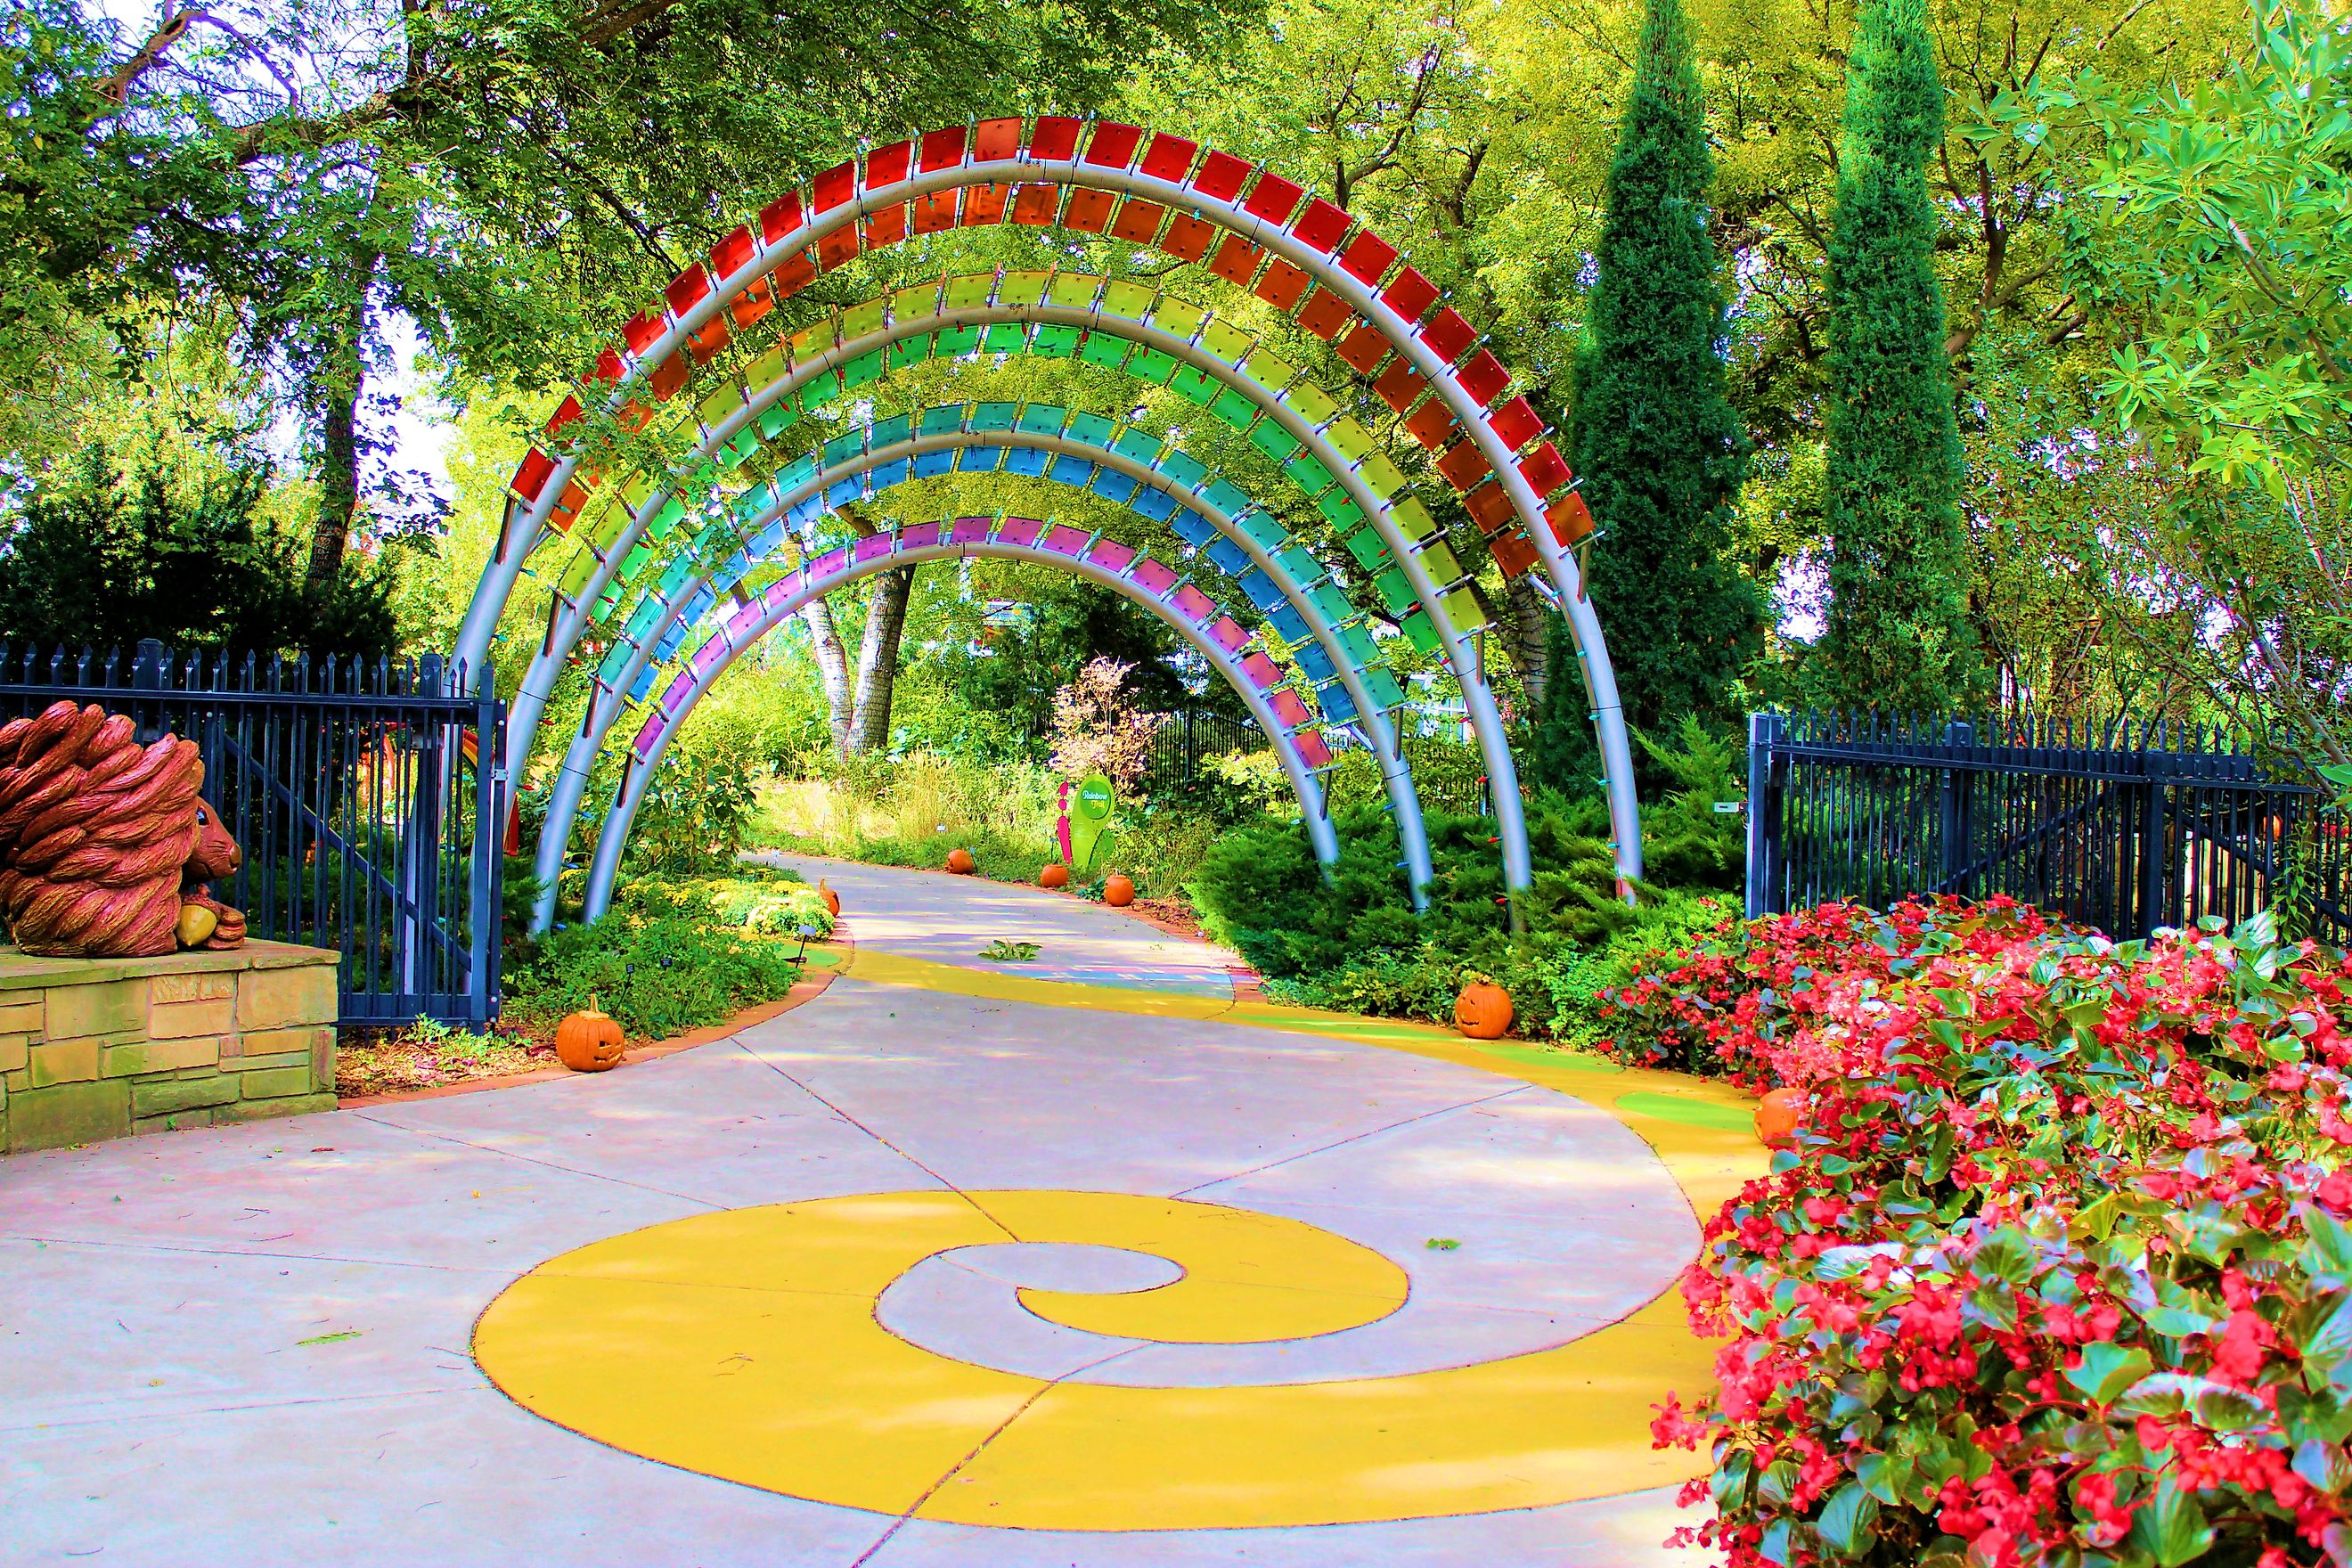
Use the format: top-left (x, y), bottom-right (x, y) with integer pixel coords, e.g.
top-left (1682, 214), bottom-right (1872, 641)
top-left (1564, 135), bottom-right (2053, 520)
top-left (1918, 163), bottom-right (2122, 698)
top-left (979, 938), bottom-right (1041, 962)
top-left (1425, 1237), bottom-right (1461, 1252)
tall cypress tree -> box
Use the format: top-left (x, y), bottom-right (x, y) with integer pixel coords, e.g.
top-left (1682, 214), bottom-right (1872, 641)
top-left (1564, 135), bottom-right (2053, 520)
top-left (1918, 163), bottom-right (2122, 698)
top-left (1532, 0), bottom-right (1758, 793)
top-left (1813, 0), bottom-right (1979, 713)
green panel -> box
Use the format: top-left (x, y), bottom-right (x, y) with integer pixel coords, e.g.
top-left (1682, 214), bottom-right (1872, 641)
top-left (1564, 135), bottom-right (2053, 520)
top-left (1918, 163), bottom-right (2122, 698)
top-left (1129, 348), bottom-right (1179, 385)
top-left (1150, 298), bottom-right (1207, 339)
top-left (756, 403), bottom-right (800, 440)
top-left (1242, 350), bottom-right (1297, 390)
top-left (1317, 492), bottom-right (1365, 529)
top-left (1032, 324), bottom-right (1081, 358)
top-left (840, 299), bottom-right (886, 340)
top-left (1100, 282), bottom-right (1156, 320)
top-left (1208, 388), bottom-right (1257, 429)
top-left (893, 282), bottom-right (941, 320)
top-left (1111, 429), bottom-right (1164, 465)
top-left (743, 348), bottom-right (788, 393)
top-left (1283, 382), bottom-right (1341, 428)
top-left (1285, 453), bottom-right (1335, 494)
top-left (1340, 625), bottom-right (1381, 666)
top-left (918, 405), bottom-right (966, 437)
top-left (1236, 513), bottom-right (1286, 551)
top-left (717, 428), bottom-right (761, 470)
top-left (1418, 542), bottom-right (1462, 583)
top-left (617, 543), bottom-right (653, 581)
top-left (647, 498), bottom-right (686, 541)
top-left (1201, 479), bottom-right (1251, 517)
top-left (1401, 610), bottom-right (1442, 654)
top-left (1364, 667), bottom-right (1407, 708)
top-left (935, 325), bottom-right (982, 355)
top-left (840, 350), bottom-right (884, 388)
top-left (1344, 530), bottom-right (1392, 571)
top-left (1248, 421), bottom-right (1303, 462)
top-left (1278, 545), bottom-right (1322, 584)
top-left (1374, 568), bottom-right (1417, 616)
top-left (1198, 322), bottom-right (1253, 364)
top-left (943, 274), bottom-right (994, 309)
top-left (592, 581), bottom-right (623, 621)
top-left (998, 270), bottom-right (1052, 306)
top-left (1160, 452), bottom-right (1210, 490)
top-left (1443, 584), bottom-right (1489, 633)
top-left (982, 323), bottom-right (1027, 352)
top-left (1017, 404), bottom-right (1065, 437)
top-left (1171, 367), bottom-right (1220, 406)
top-left (1047, 274), bottom-right (1098, 310)
top-left (886, 339), bottom-right (927, 370)
top-left (970, 402), bottom-right (1019, 432)
top-left (1079, 332), bottom-right (1132, 370)
top-left (1066, 411), bottom-right (1115, 448)
top-left (1391, 496), bottom-right (1439, 542)
top-left (822, 430), bottom-right (866, 467)
top-left (696, 381), bottom-right (745, 429)
top-left (1311, 584), bottom-right (1358, 625)
top-left (1359, 453), bottom-right (1407, 498)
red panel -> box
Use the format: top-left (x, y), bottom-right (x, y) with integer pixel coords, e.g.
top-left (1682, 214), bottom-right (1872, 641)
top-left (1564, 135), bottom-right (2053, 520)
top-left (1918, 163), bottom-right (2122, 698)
top-left (1207, 617), bottom-right (1250, 653)
top-left (919, 126), bottom-right (967, 171)
top-left (1110, 199), bottom-right (1164, 243)
top-left (622, 312), bottom-right (664, 355)
top-left (1292, 199), bottom-right (1350, 252)
top-left (1458, 348), bottom-right (1509, 404)
top-left (1491, 396), bottom-right (1542, 449)
top-left (817, 224), bottom-right (860, 270)
top-left (1519, 441), bottom-right (1572, 495)
top-left (1297, 290), bottom-right (1352, 340)
top-left (1402, 399), bottom-right (1453, 451)
top-left (1064, 188), bottom-right (1114, 233)
top-left (1084, 121), bottom-right (1144, 168)
top-left (1295, 729), bottom-right (1333, 769)
top-left (962, 184), bottom-right (1009, 225)
top-left (729, 275), bottom-right (775, 329)
top-left (1421, 306), bottom-right (1476, 362)
top-left (1028, 116), bottom-right (1082, 161)
top-left (1208, 235), bottom-right (1262, 286)
top-left (1254, 258), bottom-right (1309, 311)
top-left (865, 139), bottom-right (911, 188)
top-left (862, 205), bottom-right (907, 248)
top-left (1335, 324), bottom-right (1388, 376)
top-left (1172, 584), bottom-right (1216, 622)
top-left (710, 225), bottom-right (755, 279)
top-left (592, 348), bottom-right (625, 386)
top-left (912, 191), bottom-right (958, 235)
top-left (665, 264), bottom-right (711, 318)
top-left (812, 160), bottom-right (855, 215)
top-left (974, 118), bottom-right (1023, 160)
top-left (1337, 230), bottom-right (1398, 285)
top-left (1374, 361), bottom-right (1425, 413)
top-left (1271, 688), bottom-right (1311, 727)
top-left (1140, 134), bottom-right (1197, 183)
top-left (1191, 150), bottom-right (1250, 201)
top-left (1160, 213), bottom-right (1214, 262)
top-left (648, 353), bottom-right (689, 402)
top-left (1242, 651), bottom-right (1283, 689)
top-left (685, 315), bottom-right (730, 365)
top-left (1244, 173), bottom-right (1303, 225)
top-left (512, 448), bottom-right (557, 502)
top-left (758, 192), bottom-right (804, 244)
top-left (1010, 184), bottom-right (1058, 225)
top-left (1436, 441), bottom-right (1490, 492)
top-left (1379, 266), bottom-right (1438, 323)
top-left (772, 252), bottom-right (817, 299)
top-left (544, 396), bottom-right (584, 438)
top-left (1489, 530), bottom-right (1537, 576)
top-left (1549, 491), bottom-right (1596, 544)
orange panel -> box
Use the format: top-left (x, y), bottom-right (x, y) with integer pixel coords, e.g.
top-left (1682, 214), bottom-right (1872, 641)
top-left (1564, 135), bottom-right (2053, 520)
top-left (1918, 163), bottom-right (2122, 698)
top-left (1110, 200), bottom-right (1164, 244)
top-left (1436, 441), bottom-right (1490, 492)
top-left (912, 191), bottom-right (958, 235)
top-left (1254, 259), bottom-right (1309, 311)
top-left (685, 315), bottom-right (730, 365)
top-left (963, 184), bottom-right (1009, 225)
top-left (817, 225), bottom-right (860, 271)
top-left (772, 253), bottom-right (817, 299)
top-left (863, 205), bottom-right (908, 248)
top-left (1209, 236), bottom-right (1262, 286)
top-left (1161, 214), bottom-right (1214, 262)
top-left (1335, 325), bottom-right (1388, 377)
top-left (1549, 492), bottom-right (1596, 544)
top-left (728, 276), bottom-right (775, 329)
top-left (1374, 361), bottom-right (1425, 413)
top-left (1297, 290), bottom-right (1352, 341)
top-left (1011, 184), bottom-right (1058, 225)
top-left (1403, 399), bottom-right (1455, 451)
top-left (648, 352), bottom-right (689, 401)
top-left (1064, 189), bottom-right (1114, 233)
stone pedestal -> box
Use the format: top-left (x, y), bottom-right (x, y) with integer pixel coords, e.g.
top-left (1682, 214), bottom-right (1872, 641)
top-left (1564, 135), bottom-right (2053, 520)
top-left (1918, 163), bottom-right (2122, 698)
top-left (0, 942), bottom-right (340, 1154)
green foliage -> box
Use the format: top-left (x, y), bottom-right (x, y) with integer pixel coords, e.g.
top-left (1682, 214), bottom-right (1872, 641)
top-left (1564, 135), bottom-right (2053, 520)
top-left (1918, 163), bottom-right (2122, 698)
top-left (1812, 0), bottom-right (1980, 715)
top-left (1537, 0), bottom-right (1759, 792)
top-left (0, 439), bottom-right (395, 655)
top-left (626, 738), bottom-right (759, 876)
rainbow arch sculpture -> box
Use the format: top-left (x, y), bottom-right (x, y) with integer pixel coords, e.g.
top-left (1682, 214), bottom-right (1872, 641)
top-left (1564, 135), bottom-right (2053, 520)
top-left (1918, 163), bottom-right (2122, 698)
top-left (455, 118), bottom-right (1643, 927)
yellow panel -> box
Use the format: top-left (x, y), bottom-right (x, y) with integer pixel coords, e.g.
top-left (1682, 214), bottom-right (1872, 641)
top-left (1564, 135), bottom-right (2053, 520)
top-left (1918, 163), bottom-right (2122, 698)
top-left (788, 325), bottom-right (829, 360)
top-left (1391, 495), bottom-right (1439, 542)
top-left (1148, 298), bottom-right (1206, 340)
top-left (1325, 416), bottom-right (1376, 462)
top-left (997, 270), bottom-right (1052, 306)
top-left (1046, 274), bottom-right (1098, 311)
top-left (892, 282), bottom-right (942, 321)
top-left (839, 299), bottom-right (886, 339)
top-left (1282, 381), bottom-right (1341, 428)
top-left (1241, 350), bottom-right (1297, 390)
top-left (743, 347), bottom-right (788, 394)
top-left (1099, 281), bottom-right (1156, 322)
top-left (942, 273), bottom-right (994, 309)
top-left (1359, 453), bottom-right (1407, 498)
top-left (1197, 322), bottom-right (1253, 365)
top-left (696, 381), bottom-right (745, 429)
top-left (1418, 541), bottom-right (1461, 582)
top-left (619, 474), bottom-right (653, 510)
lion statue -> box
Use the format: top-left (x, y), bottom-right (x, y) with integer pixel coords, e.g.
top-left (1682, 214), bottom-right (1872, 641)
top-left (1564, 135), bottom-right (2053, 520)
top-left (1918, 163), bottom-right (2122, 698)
top-left (0, 701), bottom-right (248, 958)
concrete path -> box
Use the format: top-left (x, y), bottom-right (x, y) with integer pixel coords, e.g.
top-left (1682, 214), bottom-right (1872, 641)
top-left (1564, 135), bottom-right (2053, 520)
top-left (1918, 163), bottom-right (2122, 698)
top-left (0, 861), bottom-right (1731, 1567)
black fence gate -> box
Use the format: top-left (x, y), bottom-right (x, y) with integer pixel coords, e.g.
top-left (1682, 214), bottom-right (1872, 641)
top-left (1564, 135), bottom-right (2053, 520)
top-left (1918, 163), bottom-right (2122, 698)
top-left (1744, 711), bottom-right (2352, 942)
top-left (0, 641), bottom-right (506, 1027)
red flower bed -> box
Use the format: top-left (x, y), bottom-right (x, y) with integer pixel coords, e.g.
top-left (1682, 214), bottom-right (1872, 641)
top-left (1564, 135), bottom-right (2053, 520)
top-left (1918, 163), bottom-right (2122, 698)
top-left (1609, 897), bottom-right (2352, 1567)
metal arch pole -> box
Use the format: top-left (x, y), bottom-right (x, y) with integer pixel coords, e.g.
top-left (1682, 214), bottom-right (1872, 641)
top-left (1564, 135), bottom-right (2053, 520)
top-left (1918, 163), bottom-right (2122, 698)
top-left (576, 530), bottom-right (1339, 922)
top-left (528, 427), bottom-right (1430, 931)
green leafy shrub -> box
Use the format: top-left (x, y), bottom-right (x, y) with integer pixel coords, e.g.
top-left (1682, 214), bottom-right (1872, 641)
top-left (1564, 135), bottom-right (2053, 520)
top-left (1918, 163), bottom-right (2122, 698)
top-left (626, 738), bottom-right (758, 875)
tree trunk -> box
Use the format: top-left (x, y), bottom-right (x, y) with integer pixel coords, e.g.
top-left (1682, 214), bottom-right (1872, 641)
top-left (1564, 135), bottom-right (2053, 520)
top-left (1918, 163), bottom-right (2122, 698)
top-left (1498, 576), bottom-right (1554, 707)
top-left (848, 565), bottom-right (918, 751)
top-left (801, 598), bottom-right (853, 754)
top-left (306, 247), bottom-right (378, 599)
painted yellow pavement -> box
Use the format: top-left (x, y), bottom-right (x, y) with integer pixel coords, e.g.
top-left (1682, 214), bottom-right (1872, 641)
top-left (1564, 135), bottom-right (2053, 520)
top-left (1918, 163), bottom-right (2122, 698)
top-left (471, 941), bottom-right (1764, 1532)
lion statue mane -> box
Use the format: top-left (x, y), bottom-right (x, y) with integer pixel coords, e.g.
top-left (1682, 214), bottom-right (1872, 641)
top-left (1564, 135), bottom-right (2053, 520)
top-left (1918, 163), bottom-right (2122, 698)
top-left (0, 700), bottom-right (247, 958)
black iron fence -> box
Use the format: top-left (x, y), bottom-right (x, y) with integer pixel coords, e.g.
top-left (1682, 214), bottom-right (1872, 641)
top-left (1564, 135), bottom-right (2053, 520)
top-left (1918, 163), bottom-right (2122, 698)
top-left (1143, 709), bottom-right (1263, 798)
top-left (1744, 711), bottom-right (2351, 941)
top-left (0, 641), bottom-right (506, 1027)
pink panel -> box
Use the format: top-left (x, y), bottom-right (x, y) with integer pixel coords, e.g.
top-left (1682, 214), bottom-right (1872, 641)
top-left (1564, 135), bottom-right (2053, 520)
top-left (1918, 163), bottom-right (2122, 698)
top-left (807, 546), bottom-right (849, 578)
top-left (1041, 525), bottom-right (1090, 555)
top-left (661, 674), bottom-right (693, 710)
top-left (1295, 731), bottom-right (1333, 770)
top-left (949, 516), bottom-right (992, 543)
top-left (723, 604), bottom-right (761, 641)
top-left (865, 139), bottom-right (911, 188)
top-left (633, 715), bottom-right (664, 760)
top-left (1270, 688), bottom-right (1311, 726)
top-left (853, 534), bottom-right (896, 564)
top-left (1172, 584), bottom-right (1216, 622)
top-left (899, 521), bottom-right (943, 549)
top-left (993, 516), bottom-right (1043, 547)
top-left (1242, 652), bottom-right (1284, 690)
top-left (1084, 537), bottom-right (1137, 571)
top-left (1130, 559), bottom-right (1180, 595)
top-left (762, 575), bottom-right (803, 609)
top-left (1207, 617), bottom-right (1250, 654)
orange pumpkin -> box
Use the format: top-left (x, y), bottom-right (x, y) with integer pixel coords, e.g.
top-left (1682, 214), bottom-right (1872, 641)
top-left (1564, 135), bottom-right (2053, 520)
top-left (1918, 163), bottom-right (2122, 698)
top-left (946, 847), bottom-right (976, 875)
top-left (1102, 873), bottom-right (1135, 907)
top-left (816, 879), bottom-right (840, 915)
top-left (1454, 980), bottom-right (1514, 1040)
top-left (1755, 1087), bottom-right (1807, 1147)
top-left (556, 998), bottom-right (625, 1072)
top-left (1040, 862), bottom-right (1070, 889)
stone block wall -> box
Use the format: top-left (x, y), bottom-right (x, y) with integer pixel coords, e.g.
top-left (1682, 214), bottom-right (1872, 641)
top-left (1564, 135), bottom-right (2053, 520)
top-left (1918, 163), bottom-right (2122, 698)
top-left (0, 942), bottom-right (341, 1154)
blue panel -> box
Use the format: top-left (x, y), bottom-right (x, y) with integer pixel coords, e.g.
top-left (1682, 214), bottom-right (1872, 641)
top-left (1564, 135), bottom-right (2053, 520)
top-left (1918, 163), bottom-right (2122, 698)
top-left (732, 482), bottom-right (776, 523)
top-left (747, 521), bottom-right (783, 556)
top-left (869, 459), bottom-right (911, 491)
top-left (1048, 454), bottom-right (1097, 486)
top-left (1237, 568), bottom-right (1285, 610)
top-left (723, 550), bottom-right (750, 580)
top-left (1130, 487), bottom-right (1178, 521)
top-left (912, 450), bottom-right (955, 479)
top-left (653, 625), bottom-right (685, 660)
top-left (1319, 681), bottom-right (1358, 723)
top-left (1004, 447), bottom-right (1049, 478)
top-left (824, 477), bottom-right (862, 509)
top-left (958, 444), bottom-right (1007, 471)
top-left (1172, 509), bottom-right (1218, 547)
top-left (1200, 479), bottom-right (1251, 518)
top-left (680, 585), bottom-right (715, 625)
top-left (786, 497), bottom-right (822, 529)
top-left (1206, 537), bottom-right (1252, 576)
top-left (1090, 470), bottom-right (1139, 504)
top-left (711, 568), bottom-right (739, 597)
top-left (1295, 641), bottom-right (1337, 682)
top-left (821, 431), bottom-right (864, 468)
top-left (1268, 602), bottom-right (1312, 645)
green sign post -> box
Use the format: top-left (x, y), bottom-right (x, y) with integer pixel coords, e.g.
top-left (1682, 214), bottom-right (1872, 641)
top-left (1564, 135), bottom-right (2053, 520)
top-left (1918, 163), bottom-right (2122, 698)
top-left (1068, 773), bottom-right (1116, 876)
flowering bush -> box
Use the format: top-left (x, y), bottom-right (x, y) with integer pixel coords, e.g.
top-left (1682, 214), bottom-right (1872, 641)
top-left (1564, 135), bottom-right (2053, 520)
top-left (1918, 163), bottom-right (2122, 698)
top-left (1616, 898), bottom-right (2352, 1567)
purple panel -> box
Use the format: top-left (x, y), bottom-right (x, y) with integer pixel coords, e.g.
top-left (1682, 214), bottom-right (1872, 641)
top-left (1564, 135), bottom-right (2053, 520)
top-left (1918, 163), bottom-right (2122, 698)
top-left (633, 715), bottom-right (664, 760)
top-left (691, 637), bottom-right (726, 675)
top-left (723, 604), bottom-right (761, 641)
top-left (1270, 688), bottom-right (1311, 726)
top-left (661, 673), bottom-right (693, 709)
top-left (762, 573), bottom-right (804, 609)
top-left (1207, 617), bottom-right (1250, 654)
top-left (1241, 651), bottom-right (1284, 690)
top-left (853, 533), bottom-right (896, 565)
top-left (994, 516), bottom-right (1044, 547)
top-left (1085, 537), bottom-right (1138, 571)
top-left (1041, 525), bottom-right (1090, 555)
top-left (807, 546), bottom-right (849, 578)
top-left (1130, 558), bottom-right (1180, 595)
top-left (948, 516), bottom-right (992, 544)
top-left (1172, 584), bottom-right (1217, 623)
top-left (899, 521), bottom-right (943, 549)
